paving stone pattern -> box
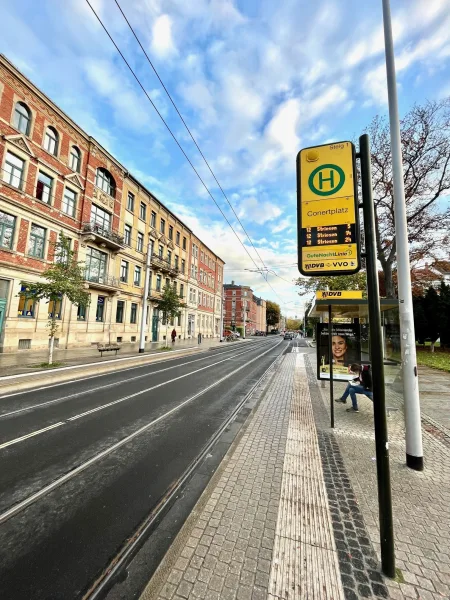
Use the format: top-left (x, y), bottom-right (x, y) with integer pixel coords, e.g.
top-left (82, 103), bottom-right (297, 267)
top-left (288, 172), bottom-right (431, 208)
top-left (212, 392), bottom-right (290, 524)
top-left (143, 354), bottom-right (292, 600)
top-left (305, 355), bottom-right (390, 600)
top-left (268, 354), bottom-right (345, 599)
top-left (307, 352), bottom-right (450, 600)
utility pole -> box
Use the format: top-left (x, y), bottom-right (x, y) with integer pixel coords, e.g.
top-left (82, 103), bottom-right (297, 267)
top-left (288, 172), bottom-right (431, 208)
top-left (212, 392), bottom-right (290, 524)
top-left (139, 242), bottom-right (151, 353)
top-left (243, 299), bottom-right (246, 339)
top-left (219, 285), bottom-right (224, 342)
top-left (382, 0), bottom-right (423, 470)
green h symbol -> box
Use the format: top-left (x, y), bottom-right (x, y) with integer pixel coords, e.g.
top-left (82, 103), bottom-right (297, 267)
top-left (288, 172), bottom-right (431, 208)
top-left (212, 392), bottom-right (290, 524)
top-left (319, 169), bottom-right (335, 190)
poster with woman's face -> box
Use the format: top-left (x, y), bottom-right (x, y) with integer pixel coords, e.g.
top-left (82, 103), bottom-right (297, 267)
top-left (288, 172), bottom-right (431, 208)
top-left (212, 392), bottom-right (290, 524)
top-left (316, 323), bottom-right (361, 381)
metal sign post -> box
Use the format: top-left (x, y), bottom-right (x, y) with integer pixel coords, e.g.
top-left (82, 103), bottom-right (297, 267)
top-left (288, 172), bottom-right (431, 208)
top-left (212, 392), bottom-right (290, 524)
top-left (328, 305), bottom-right (334, 429)
top-left (297, 142), bottom-right (361, 277)
top-left (359, 133), bottom-right (395, 578)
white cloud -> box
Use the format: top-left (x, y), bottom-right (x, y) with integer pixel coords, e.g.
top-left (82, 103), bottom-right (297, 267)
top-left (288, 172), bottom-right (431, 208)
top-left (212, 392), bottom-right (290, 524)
top-left (151, 14), bottom-right (177, 56)
top-left (265, 99), bottom-right (301, 156)
top-left (271, 218), bottom-right (292, 234)
top-left (238, 197), bottom-right (282, 224)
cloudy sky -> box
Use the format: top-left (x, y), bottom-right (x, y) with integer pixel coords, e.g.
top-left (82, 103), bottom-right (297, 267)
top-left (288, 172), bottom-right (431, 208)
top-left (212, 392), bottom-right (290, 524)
top-left (1, 0), bottom-right (450, 316)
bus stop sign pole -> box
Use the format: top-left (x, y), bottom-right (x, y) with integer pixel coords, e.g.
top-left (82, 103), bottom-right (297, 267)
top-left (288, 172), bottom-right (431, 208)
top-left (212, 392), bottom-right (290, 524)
top-left (359, 133), bottom-right (395, 578)
top-left (328, 304), bottom-right (334, 429)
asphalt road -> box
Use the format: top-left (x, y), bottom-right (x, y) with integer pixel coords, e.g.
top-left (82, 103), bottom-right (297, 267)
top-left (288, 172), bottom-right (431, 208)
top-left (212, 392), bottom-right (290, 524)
top-left (0, 336), bottom-right (290, 600)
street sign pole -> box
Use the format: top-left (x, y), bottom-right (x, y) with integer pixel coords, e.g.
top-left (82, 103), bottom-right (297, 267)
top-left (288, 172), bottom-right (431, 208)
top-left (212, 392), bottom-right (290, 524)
top-left (328, 304), bottom-right (334, 429)
top-left (359, 133), bottom-right (395, 578)
top-left (382, 0), bottom-right (423, 471)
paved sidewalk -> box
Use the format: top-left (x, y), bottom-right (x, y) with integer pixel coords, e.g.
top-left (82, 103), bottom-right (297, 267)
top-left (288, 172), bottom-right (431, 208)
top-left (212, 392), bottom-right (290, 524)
top-left (138, 347), bottom-right (450, 600)
top-left (311, 355), bottom-right (450, 600)
top-left (0, 337), bottom-right (232, 377)
top-left (139, 352), bottom-right (392, 600)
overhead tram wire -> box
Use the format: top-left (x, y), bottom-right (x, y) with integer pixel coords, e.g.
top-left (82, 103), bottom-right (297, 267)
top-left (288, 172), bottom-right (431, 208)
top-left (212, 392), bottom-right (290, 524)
top-left (85, 0), bottom-right (285, 304)
top-left (84, 0), bottom-right (259, 273)
top-left (113, 0), bottom-right (269, 273)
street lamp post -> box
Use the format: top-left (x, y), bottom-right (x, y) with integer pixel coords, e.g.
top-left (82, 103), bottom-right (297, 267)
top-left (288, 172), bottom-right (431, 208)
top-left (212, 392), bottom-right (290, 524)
top-left (382, 0), bottom-right (423, 470)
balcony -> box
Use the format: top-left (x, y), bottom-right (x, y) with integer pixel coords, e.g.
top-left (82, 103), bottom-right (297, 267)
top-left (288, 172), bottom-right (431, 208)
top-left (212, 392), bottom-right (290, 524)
top-left (148, 288), bottom-right (163, 301)
top-left (85, 272), bottom-right (120, 292)
top-left (151, 254), bottom-right (179, 276)
top-left (81, 222), bottom-right (124, 251)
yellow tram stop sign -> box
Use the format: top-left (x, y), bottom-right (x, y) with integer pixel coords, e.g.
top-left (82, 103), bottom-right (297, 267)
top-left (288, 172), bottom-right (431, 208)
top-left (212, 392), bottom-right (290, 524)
top-left (297, 142), bottom-right (361, 276)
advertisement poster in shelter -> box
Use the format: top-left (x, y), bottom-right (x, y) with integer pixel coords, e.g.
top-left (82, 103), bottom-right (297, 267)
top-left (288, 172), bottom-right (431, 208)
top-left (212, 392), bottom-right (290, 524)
top-left (316, 323), bottom-right (361, 381)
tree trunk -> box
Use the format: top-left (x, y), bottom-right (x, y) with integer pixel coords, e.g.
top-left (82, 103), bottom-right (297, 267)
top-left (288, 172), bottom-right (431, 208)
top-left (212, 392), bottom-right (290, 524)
top-left (430, 340), bottom-right (435, 353)
top-left (383, 261), bottom-right (396, 298)
top-left (166, 322), bottom-right (169, 348)
top-left (48, 334), bottom-right (54, 365)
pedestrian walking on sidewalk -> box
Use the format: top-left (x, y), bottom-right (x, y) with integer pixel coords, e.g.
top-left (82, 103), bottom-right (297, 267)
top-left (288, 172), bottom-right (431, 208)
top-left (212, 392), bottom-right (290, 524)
top-left (197, 332), bottom-right (202, 344)
top-left (335, 363), bottom-right (373, 413)
top-left (171, 328), bottom-right (177, 345)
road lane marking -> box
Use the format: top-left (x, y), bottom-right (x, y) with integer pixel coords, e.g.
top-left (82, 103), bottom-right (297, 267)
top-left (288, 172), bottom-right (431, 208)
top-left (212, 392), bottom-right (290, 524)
top-left (0, 339), bottom-right (283, 524)
top-left (0, 339), bottom-right (264, 400)
top-left (0, 342), bottom-right (276, 445)
top-left (0, 422), bottom-right (64, 450)
top-left (0, 341), bottom-right (271, 418)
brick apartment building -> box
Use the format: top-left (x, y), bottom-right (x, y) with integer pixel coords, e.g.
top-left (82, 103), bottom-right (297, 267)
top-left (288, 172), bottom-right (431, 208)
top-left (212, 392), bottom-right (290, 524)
top-left (0, 55), bottom-right (224, 352)
top-left (223, 282), bottom-right (267, 335)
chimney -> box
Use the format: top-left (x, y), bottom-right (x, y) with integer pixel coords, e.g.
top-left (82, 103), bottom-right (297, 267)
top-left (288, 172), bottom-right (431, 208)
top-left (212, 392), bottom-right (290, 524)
top-left (231, 280), bottom-right (235, 285)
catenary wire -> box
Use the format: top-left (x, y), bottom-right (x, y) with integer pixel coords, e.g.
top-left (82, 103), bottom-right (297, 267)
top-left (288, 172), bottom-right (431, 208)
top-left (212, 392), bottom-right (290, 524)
top-left (84, 0), bottom-right (286, 304)
top-left (114, 0), bottom-right (269, 274)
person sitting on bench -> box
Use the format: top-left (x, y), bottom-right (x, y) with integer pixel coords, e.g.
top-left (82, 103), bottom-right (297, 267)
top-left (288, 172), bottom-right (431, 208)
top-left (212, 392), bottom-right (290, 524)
top-left (335, 363), bottom-right (373, 413)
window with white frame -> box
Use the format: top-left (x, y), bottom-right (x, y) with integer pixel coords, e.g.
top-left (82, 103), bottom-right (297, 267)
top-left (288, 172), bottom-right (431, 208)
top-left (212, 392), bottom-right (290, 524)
top-left (0, 210), bottom-right (16, 249)
top-left (124, 224), bottom-right (132, 246)
top-left (120, 260), bottom-right (129, 282)
top-left (69, 146), bottom-right (81, 172)
top-left (91, 204), bottom-right (111, 230)
top-left (62, 187), bottom-right (77, 217)
top-left (28, 224), bottom-right (46, 258)
top-left (13, 102), bottom-right (31, 135)
top-left (127, 191), bottom-right (135, 212)
top-left (96, 168), bottom-right (116, 197)
top-left (44, 126), bottom-right (58, 155)
top-left (3, 151), bottom-right (25, 189)
top-left (36, 171), bottom-right (53, 204)
top-left (137, 232), bottom-right (144, 252)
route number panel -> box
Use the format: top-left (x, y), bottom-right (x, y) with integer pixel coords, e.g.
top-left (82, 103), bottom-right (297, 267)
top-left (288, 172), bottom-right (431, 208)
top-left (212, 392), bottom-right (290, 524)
top-left (297, 142), bottom-right (361, 276)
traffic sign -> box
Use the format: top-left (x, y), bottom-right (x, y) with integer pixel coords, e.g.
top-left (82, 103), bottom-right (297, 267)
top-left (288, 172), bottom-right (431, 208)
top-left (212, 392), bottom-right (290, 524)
top-left (297, 142), bottom-right (361, 276)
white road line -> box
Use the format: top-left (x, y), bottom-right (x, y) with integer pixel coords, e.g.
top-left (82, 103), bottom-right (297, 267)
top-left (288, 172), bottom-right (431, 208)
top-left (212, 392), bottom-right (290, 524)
top-left (0, 341), bottom-right (270, 419)
top-left (0, 422), bottom-right (64, 450)
top-left (0, 339), bottom-right (283, 524)
top-left (0, 342), bottom-right (275, 447)
top-left (0, 339), bottom-right (262, 400)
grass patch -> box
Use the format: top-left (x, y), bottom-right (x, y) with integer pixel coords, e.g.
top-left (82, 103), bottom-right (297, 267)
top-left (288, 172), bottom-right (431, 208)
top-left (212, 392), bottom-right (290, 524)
top-left (394, 568), bottom-right (405, 584)
top-left (158, 346), bottom-right (173, 352)
top-left (416, 350), bottom-right (450, 373)
top-left (31, 362), bottom-right (64, 369)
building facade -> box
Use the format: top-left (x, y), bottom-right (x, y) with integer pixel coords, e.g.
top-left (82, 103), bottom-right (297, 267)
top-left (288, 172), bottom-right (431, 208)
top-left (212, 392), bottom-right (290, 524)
top-left (223, 282), bottom-right (265, 336)
top-left (0, 55), bottom-right (224, 352)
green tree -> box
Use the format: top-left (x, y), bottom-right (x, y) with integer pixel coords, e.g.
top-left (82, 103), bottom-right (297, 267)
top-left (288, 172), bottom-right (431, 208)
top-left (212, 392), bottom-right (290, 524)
top-left (20, 233), bottom-right (90, 365)
top-left (286, 318), bottom-right (302, 331)
top-left (412, 295), bottom-right (427, 345)
top-left (423, 286), bottom-right (441, 352)
top-left (438, 282), bottom-right (450, 349)
top-left (295, 272), bottom-right (367, 295)
top-left (367, 100), bottom-right (450, 297)
top-left (154, 283), bottom-right (187, 347)
top-left (266, 300), bottom-right (281, 330)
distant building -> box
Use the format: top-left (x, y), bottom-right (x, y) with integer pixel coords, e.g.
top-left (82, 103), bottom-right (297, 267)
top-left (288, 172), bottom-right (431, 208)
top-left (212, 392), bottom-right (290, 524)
top-left (223, 282), bottom-right (265, 335)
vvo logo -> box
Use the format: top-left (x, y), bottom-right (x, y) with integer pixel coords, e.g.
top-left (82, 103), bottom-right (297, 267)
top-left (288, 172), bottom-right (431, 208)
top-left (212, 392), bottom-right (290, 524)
top-left (321, 291), bottom-right (342, 298)
top-left (333, 261), bottom-right (349, 267)
top-left (305, 263), bottom-right (324, 270)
